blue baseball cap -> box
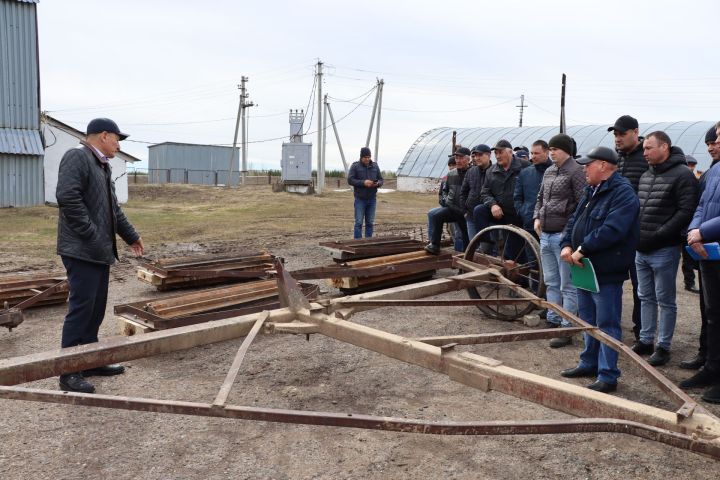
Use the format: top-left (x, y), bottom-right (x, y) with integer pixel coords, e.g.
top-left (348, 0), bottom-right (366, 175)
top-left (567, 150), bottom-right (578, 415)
top-left (471, 144), bottom-right (491, 154)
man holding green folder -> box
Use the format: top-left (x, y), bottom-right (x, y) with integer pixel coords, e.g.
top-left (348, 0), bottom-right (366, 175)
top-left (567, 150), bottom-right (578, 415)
top-left (559, 146), bottom-right (640, 394)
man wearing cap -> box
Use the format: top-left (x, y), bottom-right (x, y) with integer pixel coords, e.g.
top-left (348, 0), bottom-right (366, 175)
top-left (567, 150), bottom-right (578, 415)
top-left (559, 146), bottom-right (639, 393)
top-left (473, 140), bottom-right (529, 253)
top-left (56, 118), bottom-right (145, 394)
top-left (425, 147), bottom-right (471, 254)
top-left (427, 156), bottom-right (456, 241)
top-left (680, 125), bottom-right (720, 370)
top-left (460, 144), bottom-right (493, 239)
top-left (631, 132), bottom-right (698, 367)
top-left (686, 155), bottom-right (702, 180)
top-left (532, 135), bottom-right (586, 348)
top-left (608, 114), bottom-right (646, 343)
top-left (680, 121), bottom-right (720, 403)
top-left (348, 147), bottom-right (383, 239)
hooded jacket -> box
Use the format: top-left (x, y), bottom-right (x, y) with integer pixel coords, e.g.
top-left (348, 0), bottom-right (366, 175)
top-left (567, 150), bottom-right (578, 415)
top-left (689, 162), bottom-right (720, 243)
top-left (443, 165), bottom-right (469, 215)
top-left (636, 147), bottom-right (699, 253)
top-left (561, 172), bottom-right (639, 284)
top-left (513, 159), bottom-right (552, 230)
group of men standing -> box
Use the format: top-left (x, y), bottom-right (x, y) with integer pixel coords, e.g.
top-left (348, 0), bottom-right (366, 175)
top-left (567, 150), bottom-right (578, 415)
top-left (421, 115), bottom-right (720, 402)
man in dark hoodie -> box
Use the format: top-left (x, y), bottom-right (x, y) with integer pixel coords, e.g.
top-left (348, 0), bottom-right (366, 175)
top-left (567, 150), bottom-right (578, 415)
top-left (559, 147), bottom-right (639, 393)
top-left (631, 131), bottom-right (698, 367)
top-left (680, 125), bottom-right (720, 370)
top-left (608, 115), bottom-right (646, 342)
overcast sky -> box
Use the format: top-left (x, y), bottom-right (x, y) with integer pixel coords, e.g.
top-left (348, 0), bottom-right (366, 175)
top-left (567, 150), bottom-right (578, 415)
top-left (37, 0), bottom-right (720, 172)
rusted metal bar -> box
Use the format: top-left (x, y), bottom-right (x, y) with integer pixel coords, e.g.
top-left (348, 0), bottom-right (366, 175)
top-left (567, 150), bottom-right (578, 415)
top-left (0, 386), bottom-right (719, 459)
top-left (335, 299), bottom-right (540, 307)
top-left (213, 312), bottom-right (269, 407)
top-left (415, 327), bottom-right (594, 346)
top-left (12, 279), bottom-right (68, 310)
top-left (289, 258), bottom-right (452, 281)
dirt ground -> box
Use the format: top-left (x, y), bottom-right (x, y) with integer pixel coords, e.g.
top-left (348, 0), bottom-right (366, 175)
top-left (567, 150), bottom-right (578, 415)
top-left (1, 184), bottom-right (718, 479)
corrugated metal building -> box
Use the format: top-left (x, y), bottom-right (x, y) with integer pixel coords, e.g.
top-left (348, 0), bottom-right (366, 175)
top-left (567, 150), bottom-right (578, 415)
top-left (397, 121), bottom-right (716, 192)
top-left (148, 142), bottom-right (241, 186)
top-left (0, 0), bottom-right (43, 207)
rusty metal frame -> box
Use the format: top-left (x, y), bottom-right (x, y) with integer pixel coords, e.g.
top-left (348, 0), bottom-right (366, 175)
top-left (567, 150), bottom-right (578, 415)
top-left (1, 260), bottom-right (719, 460)
top-left (0, 279), bottom-right (68, 331)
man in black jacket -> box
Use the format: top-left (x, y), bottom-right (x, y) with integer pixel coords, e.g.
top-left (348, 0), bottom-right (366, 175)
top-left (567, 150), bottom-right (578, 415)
top-left (460, 144), bottom-right (492, 239)
top-left (632, 131), bottom-right (699, 366)
top-left (425, 147), bottom-right (471, 254)
top-left (348, 147), bottom-right (384, 239)
top-left (56, 118), bottom-right (144, 394)
top-left (608, 115), bottom-right (646, 342)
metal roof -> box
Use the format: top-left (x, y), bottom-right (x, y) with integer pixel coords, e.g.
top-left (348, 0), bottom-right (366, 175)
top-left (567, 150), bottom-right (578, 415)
top-left (397, 122), bottom-right (717, 178)
top-left (0, 0), bottom-right (40, 129)
top-left (0, 127), bottom-right (43, 154)
top-left (41, 115), bottom-right (141, 162)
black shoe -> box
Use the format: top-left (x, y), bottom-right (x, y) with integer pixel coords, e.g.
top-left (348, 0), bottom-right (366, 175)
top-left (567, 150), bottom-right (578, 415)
top-left (701, 384), bottom-right (720, 404)
top-left (82, 364), bottom-right (125, 377)
top-left (587, 380), bottom-right (617, 393)
top-left (424, 243), bottom-right (440, 255)
top-left (631, 341), bottom-right (654, 356)
top-left (561, 366), bottom-right (597, 378)
top-left (59, 373), bottom-right (95, 393)
top-left (685, 284), bottom-right (700, 294)
top-left (647, 347), bottom-right (670, 366)
top-left (549, 336), bottom-right (573, 348)
top-left (679, 368), bottom-right (719, 390)
top-left (679, 354), bottom-right (706, 370)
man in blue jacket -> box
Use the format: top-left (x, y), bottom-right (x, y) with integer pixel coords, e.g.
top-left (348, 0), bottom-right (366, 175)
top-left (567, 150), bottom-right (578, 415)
top-left (347, 147), bottom-right (383, 239)
top-left (559, 146), bottom-right (640, 394)
top-left (680, 121), bottom-right (720, 403)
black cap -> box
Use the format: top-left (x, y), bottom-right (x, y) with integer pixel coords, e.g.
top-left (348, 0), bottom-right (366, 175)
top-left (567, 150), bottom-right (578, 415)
top-left (686, 155), bottom-right (698, 165)
top-left (576, 146), bottom-right (619, 165)
top-left (515, 150), bottom-right (529, 159)
top-left (471, 144), bottom-right (491, 154)
top-left (360, 147), bottom-right (372, 157)
top-left (453, 147), bottom-right (471, 156)
top-left (491, 139), bottom-right (512, 151)
top-left (706, 125), bottom-right (718, 144)
top-left (447, 156), bottom-right (457, 166)
top-left (86, 118), bottom-right (129, 140)
top-left (607, 115), bottom-right (639, 133)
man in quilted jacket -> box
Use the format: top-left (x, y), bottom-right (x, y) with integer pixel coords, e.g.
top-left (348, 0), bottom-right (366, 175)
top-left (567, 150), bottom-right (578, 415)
top-left (56, 118), bottom-right (144, 394)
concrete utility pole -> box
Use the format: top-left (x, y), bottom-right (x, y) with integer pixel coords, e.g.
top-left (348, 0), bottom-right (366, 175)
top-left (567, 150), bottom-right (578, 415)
top-left (560, 74), bottom-right (567, 134)
top-left (325, 99), bottom-right (348, 173)
top-left (229, 76), bottom-right (254, 186)
top-left (316, 60), bottom-right (324, 194)
top-left (516, 94), bottom-right (527, 128)
top-left (373, 79), bottom-right (384, 163)
top-left (365, 80), bottom-right (381, 147)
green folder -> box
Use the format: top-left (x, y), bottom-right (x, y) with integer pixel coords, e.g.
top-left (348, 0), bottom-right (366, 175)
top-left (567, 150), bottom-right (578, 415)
top-left (570, 258), bottom-right (599, 293)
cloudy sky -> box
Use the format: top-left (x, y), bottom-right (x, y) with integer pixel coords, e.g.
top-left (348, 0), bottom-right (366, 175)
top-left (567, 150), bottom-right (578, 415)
top-left (37, 0), bottom-right (720, 172)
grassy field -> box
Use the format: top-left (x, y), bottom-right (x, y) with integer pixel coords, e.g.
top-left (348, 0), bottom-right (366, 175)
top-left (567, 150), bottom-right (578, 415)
top-left (0, 184), bottom-right (437, 269)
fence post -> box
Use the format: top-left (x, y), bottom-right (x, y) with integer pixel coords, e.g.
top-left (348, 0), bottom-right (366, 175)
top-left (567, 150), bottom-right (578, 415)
top-left (214, 171), bottom-right (218, 186)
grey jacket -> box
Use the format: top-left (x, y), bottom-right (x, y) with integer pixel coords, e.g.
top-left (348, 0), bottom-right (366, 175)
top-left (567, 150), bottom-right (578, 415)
top-left (56, 143), bottom-right (139, 265)
top-left (533, 157), bottom-right (586, 233)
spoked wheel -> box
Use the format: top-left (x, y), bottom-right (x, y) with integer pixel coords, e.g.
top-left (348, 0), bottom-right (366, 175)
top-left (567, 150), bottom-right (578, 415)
top-left (461, 224), bottom-right (545, 320)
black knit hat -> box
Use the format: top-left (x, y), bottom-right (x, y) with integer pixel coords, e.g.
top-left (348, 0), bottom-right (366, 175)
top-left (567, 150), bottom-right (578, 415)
top-left (706, 125), bottom-right (718, 144)
top-left (548, 134), bottom-right (574, 155)
top-left (360, 147), bottom-right (372, 157)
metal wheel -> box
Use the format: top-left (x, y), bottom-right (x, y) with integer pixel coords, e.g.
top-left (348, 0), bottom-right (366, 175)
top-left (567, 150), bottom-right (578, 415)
top-left (461, 224), bottom-right (545, 320)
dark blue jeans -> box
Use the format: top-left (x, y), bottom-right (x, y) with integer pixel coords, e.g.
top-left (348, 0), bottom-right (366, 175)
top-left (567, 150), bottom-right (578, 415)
top-left (576, 282), bottom-right (624, 385)
top-left (61, 256), bottom-right (110, 348)
top-left (354, 197), bottom-right (377, 239)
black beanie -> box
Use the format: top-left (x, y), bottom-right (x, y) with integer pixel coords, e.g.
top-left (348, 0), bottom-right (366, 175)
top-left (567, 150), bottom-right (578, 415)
top-left (360, 147), bottom-right (372, 157)
top-left (548, 134), bottom-right (574, 155)
top-left (706, 125), bottom-right (718, 144)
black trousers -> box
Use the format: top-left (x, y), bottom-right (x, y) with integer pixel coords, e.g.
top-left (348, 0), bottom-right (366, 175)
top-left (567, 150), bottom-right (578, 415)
top-left (629, 262), bottom-right (641, 340)
top-left (681, 244), bottom-right (697, 287)
top-left (61, 256), bottom-right (110, 348)
top-left (429, 207), bottom-right (468, 248)
top-left (699, 260), bottom-right (720, 372)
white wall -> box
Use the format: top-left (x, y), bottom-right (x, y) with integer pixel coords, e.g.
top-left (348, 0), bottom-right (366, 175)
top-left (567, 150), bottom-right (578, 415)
top-left (43, 123), bottom-right (129, 204)
top-left (397, 176), bottom-right (441, 193)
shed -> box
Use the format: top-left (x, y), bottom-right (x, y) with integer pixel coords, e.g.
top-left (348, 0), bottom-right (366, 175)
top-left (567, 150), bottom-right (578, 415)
top-left (397, 122), bottom-right (716, 192)
top-left (0, 0), bottom-right (43, 207)
top-left (148, 142), bottom-right (240, 186)
top-left (41, 115), bottom-right (140, 204)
